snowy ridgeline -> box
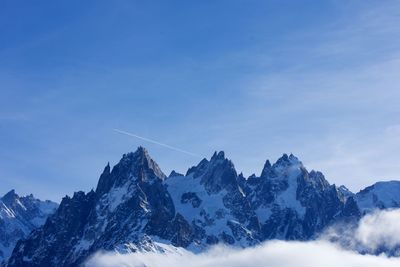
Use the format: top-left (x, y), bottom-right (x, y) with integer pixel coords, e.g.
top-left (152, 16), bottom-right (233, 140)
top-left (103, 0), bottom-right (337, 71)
top-left (0, 190), bottom-right (57, 263)
top-left (4, 147), bottom-right (400, 266)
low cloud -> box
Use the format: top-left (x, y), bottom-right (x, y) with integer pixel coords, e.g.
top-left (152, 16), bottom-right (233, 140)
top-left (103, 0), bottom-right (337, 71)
top-left (86, 241), bottom-right (400, 267)
top-left (322, 209), bottom-right (400, 255)
top-left (356, 209), bottom-right (400, 252)
top-left (86, 209), bottom-right (400, 267)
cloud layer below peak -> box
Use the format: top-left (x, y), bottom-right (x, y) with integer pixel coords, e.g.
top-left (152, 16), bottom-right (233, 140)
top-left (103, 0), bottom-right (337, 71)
top-left (86, 209), bottom-right (400, 267)
top-left (86, 240), bottom-right (400, 267)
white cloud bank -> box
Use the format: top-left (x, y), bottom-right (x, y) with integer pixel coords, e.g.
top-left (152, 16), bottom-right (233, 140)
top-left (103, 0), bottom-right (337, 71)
top-left (322, 209), bottom-right (400, 255)
top-left (86, 209), bottom-right (400, 267)
top-left (356, 209), bottom-right (400, 252)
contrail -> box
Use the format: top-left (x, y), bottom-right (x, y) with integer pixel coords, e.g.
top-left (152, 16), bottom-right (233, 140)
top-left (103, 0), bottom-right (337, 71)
top-left (113, 129), bottom-right (202, 158)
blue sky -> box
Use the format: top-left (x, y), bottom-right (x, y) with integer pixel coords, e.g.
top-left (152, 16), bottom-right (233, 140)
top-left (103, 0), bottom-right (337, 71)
top-left (1, 0), bottom-right (400, 201)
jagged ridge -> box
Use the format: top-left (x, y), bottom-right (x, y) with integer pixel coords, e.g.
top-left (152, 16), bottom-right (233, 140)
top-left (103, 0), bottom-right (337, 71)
top-left (6, 147), bottom-right (398, 266)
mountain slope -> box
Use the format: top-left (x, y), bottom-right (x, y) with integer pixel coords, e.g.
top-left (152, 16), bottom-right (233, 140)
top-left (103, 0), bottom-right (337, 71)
top-left (8, 148), bottom-right (177, 266)
top-left (165, 151), bottom-right (259, 249)
top-left (242, 154), bottom-right (359, 240)
top-left (0, 190), bottom-right (57, 264)
top-left (6, 147), bottom-right (387, 267)
top-left (355, 181), bottom-right (400, 214)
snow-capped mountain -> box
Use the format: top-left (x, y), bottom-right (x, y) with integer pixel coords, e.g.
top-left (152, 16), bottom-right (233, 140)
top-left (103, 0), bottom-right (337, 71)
top-left (5, 147), bottom-right (396, 266)
top-left (0, 190), bottom-right (57, 264)
top-left (355, 181), bottom-right (400, 214)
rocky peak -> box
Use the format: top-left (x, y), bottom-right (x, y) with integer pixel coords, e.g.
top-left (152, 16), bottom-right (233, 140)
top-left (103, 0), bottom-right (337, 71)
top-left (209, 151), bottom-right (232, 167)
top-left (121, 146), bottom-right (166, 180)
top-left (184, 151), bottom-right (238, 193)
top-left (275, 153), bottom-right (290, 165)
top-left (210, 151), bottom-right (225, 161)
top-left (260, 160), bottom-right (273, 178)
top-left (186, 158), bottom-right (209, 177)
top-left (96, 147), bottom-right (166, 196)
top-left (103, 162), bottom-right (111, 174)
top-left (96, 163), bottom-right (112, 196)
top-left (273, 153), bottom-right (301, 169)
top-left (257, 154), bottom-right (303, 182)
top-left (200, 151), bottom-right (238, 193)
top-left (2, 189), bottom-right (19, 205)
top-left (169, 170), bottom-right (184, 178)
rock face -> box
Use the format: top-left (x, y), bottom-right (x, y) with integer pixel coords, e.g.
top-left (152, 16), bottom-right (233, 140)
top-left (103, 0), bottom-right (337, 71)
top-left (5, 147), bottom-right (392, 266)
top-left (0, 190), bottom-right (57, 264)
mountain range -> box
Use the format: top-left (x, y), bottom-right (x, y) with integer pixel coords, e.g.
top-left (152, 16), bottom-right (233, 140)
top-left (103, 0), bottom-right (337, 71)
top-left (4, 147), bottom-right (400, 266)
